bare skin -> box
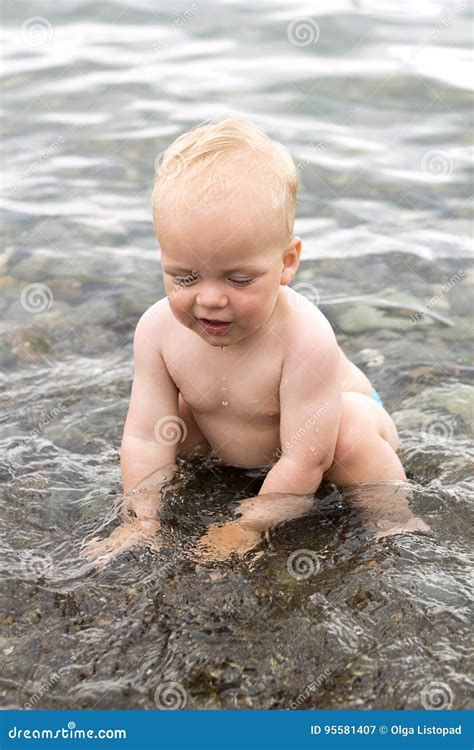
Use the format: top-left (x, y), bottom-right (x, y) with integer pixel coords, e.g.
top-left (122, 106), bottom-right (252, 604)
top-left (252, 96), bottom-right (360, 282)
top-left (82, 465), bottom-right (176, 568)
top-left (83, 189), bottom-right (429, 564)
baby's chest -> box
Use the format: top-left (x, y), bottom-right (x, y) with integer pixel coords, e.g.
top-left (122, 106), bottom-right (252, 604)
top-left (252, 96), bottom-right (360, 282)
top-left (167, 350), bottom-right (282, 421)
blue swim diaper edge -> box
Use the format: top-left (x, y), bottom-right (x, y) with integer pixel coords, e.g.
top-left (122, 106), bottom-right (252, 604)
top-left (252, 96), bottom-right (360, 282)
top-left (371, 387), bottom-right (384, 407)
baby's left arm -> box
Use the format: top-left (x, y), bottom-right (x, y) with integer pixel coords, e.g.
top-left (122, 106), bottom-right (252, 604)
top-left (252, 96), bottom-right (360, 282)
top-left (197, 323), bottom-right (343, 560)
top-left (259, 321), bottom-right (342, 496)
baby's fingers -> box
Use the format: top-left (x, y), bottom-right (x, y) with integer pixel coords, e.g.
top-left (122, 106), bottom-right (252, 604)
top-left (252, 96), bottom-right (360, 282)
top-left (81, 525), bottom-right (141, 564)
top-left (373, 516), bottom-right (432, 540)
top-left (195, 523), bottom-right (262, 563)
top-left (80, 540), bottom-right (116, 571)
top-left (195, 528), bottom-right (228, 562)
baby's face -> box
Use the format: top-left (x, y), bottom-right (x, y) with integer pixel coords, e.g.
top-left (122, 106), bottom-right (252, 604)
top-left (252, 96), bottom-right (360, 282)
top-left (158, 199), bottom-right (295, 347)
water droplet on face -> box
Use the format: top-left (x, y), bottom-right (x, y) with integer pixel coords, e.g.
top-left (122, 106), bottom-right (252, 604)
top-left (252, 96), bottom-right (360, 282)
top-left (221, 400), bottom-right (229, 407)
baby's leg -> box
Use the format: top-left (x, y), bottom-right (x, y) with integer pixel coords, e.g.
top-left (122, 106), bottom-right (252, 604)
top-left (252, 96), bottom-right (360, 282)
top-left (324, 393), bottom-right (429, 536)
top-left (324, 392), bottom-right (405, 485)
top-left (177, 394), bottom-right (211, 458)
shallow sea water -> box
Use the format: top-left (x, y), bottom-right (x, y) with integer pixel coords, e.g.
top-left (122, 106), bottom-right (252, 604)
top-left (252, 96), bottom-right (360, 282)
top-left (1, 1), bottom-right (473, 710)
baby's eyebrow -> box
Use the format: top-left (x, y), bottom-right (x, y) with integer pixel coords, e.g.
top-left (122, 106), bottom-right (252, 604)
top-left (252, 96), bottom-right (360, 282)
top-left (163, 264), bottom-right (264, 275)
top-left (163, 266), bottom-right (195, 273)
top-left (224, 264), bottom-right (265, 274)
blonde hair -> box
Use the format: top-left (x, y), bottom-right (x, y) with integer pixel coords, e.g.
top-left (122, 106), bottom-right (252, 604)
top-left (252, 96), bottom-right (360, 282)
top-left (152, 118), bottom-right (298, 241)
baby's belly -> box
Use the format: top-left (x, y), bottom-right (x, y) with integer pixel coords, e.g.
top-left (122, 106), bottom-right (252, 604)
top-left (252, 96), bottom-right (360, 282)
top-left (195, 413), bottom-right (281, 468)
top-left (188, 353), bottom-right (372, 467)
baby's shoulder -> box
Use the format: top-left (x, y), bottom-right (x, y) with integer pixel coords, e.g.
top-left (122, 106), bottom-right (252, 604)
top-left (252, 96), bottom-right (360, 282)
top-left (133, 297), bottom-right (176, 349)
top-left (137, 296), bottom-right (172, 326)
top-left (279, 286), bottom-right (337, 352)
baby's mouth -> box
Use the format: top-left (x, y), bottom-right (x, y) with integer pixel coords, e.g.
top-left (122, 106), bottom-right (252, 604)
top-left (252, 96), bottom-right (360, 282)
top-left (198, 318), bottom-right (232, 335)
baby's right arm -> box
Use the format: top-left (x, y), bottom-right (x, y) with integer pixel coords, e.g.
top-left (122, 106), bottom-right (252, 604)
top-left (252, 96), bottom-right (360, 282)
top-left (120, 304), bottom-right (180, 507)
top-left (82, 306), bottom-right (179, 564)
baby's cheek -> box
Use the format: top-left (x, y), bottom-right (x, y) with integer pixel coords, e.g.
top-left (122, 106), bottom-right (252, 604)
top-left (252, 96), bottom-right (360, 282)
top-left (234, 297), bottom-right (261, 322)
top-left (240, 288), bottom-right (275, 320)
top-left (168, 286), bottom-right (188, 310)
top-left (167, 290), bottom-right (192, 325)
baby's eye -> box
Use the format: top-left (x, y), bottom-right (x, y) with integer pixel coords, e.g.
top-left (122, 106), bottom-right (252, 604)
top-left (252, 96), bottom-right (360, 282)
top-left (174, 273), bottom-right (198, 286)
top-left (228, 277), bottom-right (255, 287)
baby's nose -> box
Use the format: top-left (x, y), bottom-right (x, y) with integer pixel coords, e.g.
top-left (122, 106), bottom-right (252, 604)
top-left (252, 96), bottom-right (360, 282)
top-left (196, 285), bottom-right (228, 309)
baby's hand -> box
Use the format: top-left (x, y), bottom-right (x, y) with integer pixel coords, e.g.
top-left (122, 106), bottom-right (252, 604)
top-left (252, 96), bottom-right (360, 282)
top-left (372, 514), bottom-right (431, 540)
top-left (82, 517), bottom-right (162, 568)
top-left (81, 465), bottom-right (178, 568)
top-left (197, 520), bottom-right (262, 562)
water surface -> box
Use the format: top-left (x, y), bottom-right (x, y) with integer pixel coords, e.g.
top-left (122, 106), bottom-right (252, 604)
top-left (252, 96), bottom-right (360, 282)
top-left (0, 0), bottom-right (472, 710)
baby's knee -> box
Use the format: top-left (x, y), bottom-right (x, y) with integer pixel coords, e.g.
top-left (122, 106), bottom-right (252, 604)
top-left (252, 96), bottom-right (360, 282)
top-left (379, 411), bottom-right (400, 451)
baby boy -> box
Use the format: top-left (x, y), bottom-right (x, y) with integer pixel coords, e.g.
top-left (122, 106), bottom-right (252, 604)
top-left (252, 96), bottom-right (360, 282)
top-left (85, 118), bottom-right (429, 564)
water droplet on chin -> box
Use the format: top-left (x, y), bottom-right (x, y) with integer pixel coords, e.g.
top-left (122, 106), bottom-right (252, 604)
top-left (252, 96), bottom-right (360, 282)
top-left (221, 400), bottom-right (229, 407)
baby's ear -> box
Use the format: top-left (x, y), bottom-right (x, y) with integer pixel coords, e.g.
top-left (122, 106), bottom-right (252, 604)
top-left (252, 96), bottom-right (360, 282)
top-left (280, 235), bottom-right (302, 285)
top-left (291, 235), bottom-right (302, 257)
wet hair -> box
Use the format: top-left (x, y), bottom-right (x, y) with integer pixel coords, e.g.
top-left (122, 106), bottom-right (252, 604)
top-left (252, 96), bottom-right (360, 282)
top-left (152, 117), bottom-right (298, 241)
